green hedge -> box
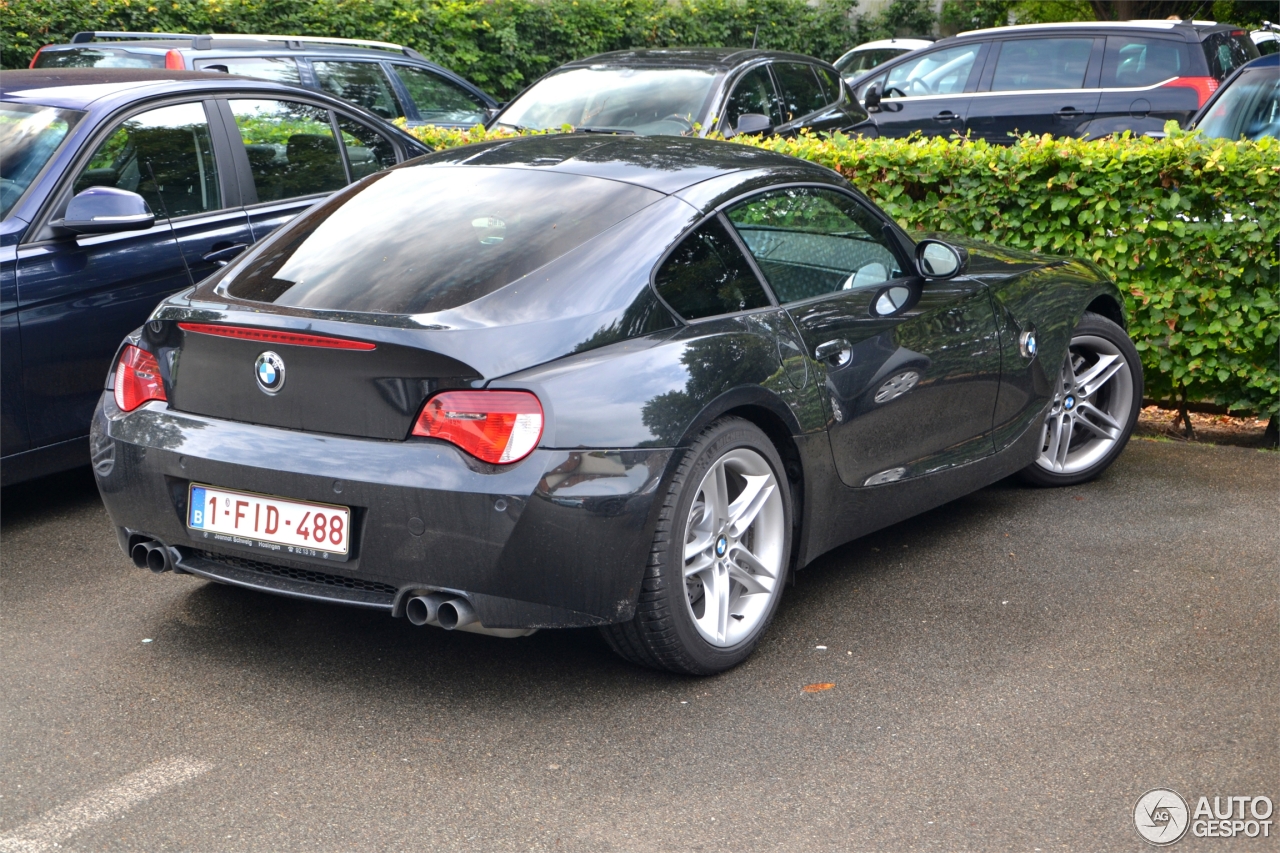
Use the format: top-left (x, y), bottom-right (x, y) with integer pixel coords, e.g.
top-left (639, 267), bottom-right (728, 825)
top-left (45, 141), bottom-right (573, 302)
top-left (0, 0), bottom-right (857, 100)
top-left (406, 124), bottom-right (1279, 419)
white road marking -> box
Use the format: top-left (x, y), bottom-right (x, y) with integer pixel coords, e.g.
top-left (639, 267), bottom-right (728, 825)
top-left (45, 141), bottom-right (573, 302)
top-left (0, 756), bottom-right (212, 852)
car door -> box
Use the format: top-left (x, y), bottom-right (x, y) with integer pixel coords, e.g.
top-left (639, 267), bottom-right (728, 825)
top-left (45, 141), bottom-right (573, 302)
top-left (967, 36), bottom-right (1102, 141)
top-left (716, 64), bottom-right (784, 136)
top-left (865, 42), bottom-right (986, 138)
top-left (220, 97), bottom-right (399, 242)
top-left (722, 186), bottom-right (1003, 486)
top-left (772, 62), bottom-right (850, 134)
top-left (1093, 35), bottom-right (1198, 133)
top-left (15, 99), bottom-right (252, 450)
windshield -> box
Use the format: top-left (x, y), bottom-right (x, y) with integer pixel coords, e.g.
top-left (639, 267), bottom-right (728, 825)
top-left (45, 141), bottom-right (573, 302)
top-left (0, 102), bottom-right (83, 218)
top-left (223, 165), bottom-right (662, 315)
top-left (1198, 67), bottom-right (1280, 140)
top-left (496, 67), bottom-right (718, 135)
top-left (835, 48), bottom-right (904, 77)
top-left (33, 48), bottom-right (166, 69)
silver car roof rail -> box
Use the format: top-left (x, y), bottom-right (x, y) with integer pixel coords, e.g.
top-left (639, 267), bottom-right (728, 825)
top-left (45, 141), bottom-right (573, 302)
top-left (67, 30), bottom-right (425, 59)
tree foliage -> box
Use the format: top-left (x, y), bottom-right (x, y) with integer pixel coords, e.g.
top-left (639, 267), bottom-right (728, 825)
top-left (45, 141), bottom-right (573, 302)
top-left (0, 0), bottom-right (860, 100)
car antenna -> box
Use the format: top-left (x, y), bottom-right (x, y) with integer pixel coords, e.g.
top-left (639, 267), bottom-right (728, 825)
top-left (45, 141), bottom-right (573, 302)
top-left (751, 25), bottom-right (759, 49)
top-left (145, 159), bottom-right (196, 288)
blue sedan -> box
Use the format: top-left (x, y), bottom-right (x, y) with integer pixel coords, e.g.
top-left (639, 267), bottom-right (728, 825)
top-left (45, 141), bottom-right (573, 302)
top-left (1, 68), bottom-right (430, 484)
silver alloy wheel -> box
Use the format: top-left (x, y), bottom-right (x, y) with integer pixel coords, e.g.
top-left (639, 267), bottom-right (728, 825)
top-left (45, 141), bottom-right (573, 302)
top-left (1035, 333), bottom-right (1135, 475)
top-left (682, 447), bottom-right (786, 647)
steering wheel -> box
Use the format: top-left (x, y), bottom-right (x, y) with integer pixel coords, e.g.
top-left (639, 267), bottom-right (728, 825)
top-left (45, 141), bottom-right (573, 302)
top-left (659, 114), bottom-right (696, 134)
top-left (906, 78), bottom-right (931, 96)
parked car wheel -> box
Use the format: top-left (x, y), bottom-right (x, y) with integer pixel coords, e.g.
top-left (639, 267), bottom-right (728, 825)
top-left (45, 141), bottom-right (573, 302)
top-left (1020, 312), bottom-right (1142, 487)
top-left (602, 418), bottom-right (792, 674)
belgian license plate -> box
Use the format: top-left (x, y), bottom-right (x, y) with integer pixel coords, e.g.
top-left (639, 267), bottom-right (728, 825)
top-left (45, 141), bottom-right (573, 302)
top-left (187, 484), bottom-right (351, 560)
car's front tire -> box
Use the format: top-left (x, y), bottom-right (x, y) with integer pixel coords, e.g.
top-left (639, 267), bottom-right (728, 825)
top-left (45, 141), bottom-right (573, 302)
top-left (602, 417), bottom-right (792, 675)
top-left (1019, 311), bottom-right (1142, 487)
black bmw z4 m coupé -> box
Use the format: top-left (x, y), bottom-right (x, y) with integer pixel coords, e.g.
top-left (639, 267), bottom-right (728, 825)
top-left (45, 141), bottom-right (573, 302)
top-left (94, 135), bottom-right (1141, 674)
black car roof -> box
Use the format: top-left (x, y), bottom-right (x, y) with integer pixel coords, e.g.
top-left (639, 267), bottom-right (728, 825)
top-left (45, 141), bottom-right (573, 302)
top-left (413, 134), bottom-right (834, 194)
top-left (561, 48), bottom-right (831, 71)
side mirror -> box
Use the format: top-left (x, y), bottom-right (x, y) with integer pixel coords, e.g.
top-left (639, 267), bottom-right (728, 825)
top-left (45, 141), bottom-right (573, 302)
top-left (864, 82), bottom-right (882, 110)
top-left (915, 239), bottom-right (967, 279)
top-left (55, 187), bottom-right (155, 235)
top-left (733, 113), bottom-right (772, 136)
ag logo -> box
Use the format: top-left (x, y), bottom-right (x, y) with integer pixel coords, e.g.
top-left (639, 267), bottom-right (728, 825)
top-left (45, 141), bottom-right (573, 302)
top-left (255, 351), bottom-right (286, 395)
top-left (1135, 788), bottom-right (1190, 845)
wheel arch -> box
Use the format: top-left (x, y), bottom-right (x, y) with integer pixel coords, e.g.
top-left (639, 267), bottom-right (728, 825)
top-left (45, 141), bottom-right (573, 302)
top-left (1084, 292), bottom-right (1126, 330)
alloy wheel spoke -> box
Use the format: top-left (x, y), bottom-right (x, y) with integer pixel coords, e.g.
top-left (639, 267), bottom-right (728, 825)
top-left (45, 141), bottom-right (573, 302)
top-left (1054, 416), bottom-right (1075, 469)
top-left (1044, 413), bottom-right (1067, 470)
top-left (684, 521), bottom-right (715, 562)
top-left (727, 474), bottom-right (775, 538)
top-left (1074, 401), bottom-right (1122, 439)
top-left (707, 462), bottom-right (730, 530)
top-left (1075, 353), bottom-right (1123, 397)
top-left (697, 562), bottom-right (731, 643)
top-left (728, 546), bottom-right (776, 595)
top-left (684, 550), bottom-right (715, 578)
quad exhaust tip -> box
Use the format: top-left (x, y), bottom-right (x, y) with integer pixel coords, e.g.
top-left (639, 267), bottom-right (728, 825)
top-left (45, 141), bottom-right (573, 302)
top-left (131, 540), bottom-right (174, 573)
top-left (404, 592), bottom-right (535, 638)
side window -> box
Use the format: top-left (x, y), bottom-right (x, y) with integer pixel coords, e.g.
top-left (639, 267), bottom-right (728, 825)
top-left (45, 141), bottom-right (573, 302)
top-left (990, 38), bottom-right (1094, 91)
top-left (774, 63), bottom-right (827, 120)
top-left (312, 61), bottom-right (404, 120)
top-left (654, 216), bottom-right (771, 321)
top-left (1201, 32), bottom-right (1257, 79)
top-left (884, 44), bottom-right (983, 98)
top-left (336, 116), bottom-right (397, 180)
top-left (229, 100), bottom-right (347, 203)
top-left (194, 57), bottom-right (301, 84)
top-left (814, 66), bottom-right (843, 103)
top-left (1101, 37), bottom-right (1190, 88)
top-left (73, 101), bottom-right (221, 219)
top-left (722, 66), bottom-right (781, 131)
top-left (392, 66), bottom-right (488, 126)
top-left (725, 187), bottom-right (903, 304)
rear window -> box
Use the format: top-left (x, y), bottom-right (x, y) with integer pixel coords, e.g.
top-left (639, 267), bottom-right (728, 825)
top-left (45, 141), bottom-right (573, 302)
top-left (224, 166), bottom-right (662, 315)
top-left (1101, 37), bottom-right (1191, 88)
top-left (194, 56), bottom-right (301, 84)
top-left (33, 48), bottom-right (164, 69)
top-left (1201, 31), bottom-right (1260, 80)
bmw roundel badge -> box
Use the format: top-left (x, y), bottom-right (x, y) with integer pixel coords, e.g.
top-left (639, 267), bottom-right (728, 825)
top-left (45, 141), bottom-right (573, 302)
top-left (1018, 327), bottom-right (1038, 361)
top-left (255, 351), bottom-right (286, 395)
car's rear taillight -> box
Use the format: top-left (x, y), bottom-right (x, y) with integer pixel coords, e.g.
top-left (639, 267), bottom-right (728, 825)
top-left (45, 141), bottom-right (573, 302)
top-left (1161, 75), bottom-right (1219, 107)
top-left (114, 345), bottom-right (167, 412)
top-left (411, 391), bottom-right (543, 464)
top-left (164, 49), bottom-right (185, 70)
top-left (28, 46), bottom-right (48, 68)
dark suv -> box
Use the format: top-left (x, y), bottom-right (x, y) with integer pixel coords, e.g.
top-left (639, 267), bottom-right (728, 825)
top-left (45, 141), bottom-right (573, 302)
top-left (30, 31), bottom-right (498, 128)
top-left (847, 20), bottom-right (1259, 140)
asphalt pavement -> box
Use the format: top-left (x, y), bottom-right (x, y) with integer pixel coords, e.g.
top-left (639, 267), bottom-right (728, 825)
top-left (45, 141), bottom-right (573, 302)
top-left (1, 438), bottom-right (1276, 852)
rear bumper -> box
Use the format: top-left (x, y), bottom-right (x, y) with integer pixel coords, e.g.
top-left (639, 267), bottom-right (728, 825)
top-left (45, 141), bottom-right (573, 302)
top-left (92, 396), bottom-right (672, 628)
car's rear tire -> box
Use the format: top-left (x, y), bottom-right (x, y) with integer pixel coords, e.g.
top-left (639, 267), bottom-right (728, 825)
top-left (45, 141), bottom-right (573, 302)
top-left (601, 417), bottom-right (792, 675)
top-left (1018, 311), bottom-right (1142, 487)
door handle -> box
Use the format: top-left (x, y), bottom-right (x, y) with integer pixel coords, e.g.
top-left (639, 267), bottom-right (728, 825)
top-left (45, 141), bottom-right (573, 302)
top-left (201, 243), bottom-right (248, 266)
top-left (814, 339), bottom-right (852, 367)
top-left (933, 111), bottom-right (958, 122)
top-left (1054, 108), bottom-right (1085, 117)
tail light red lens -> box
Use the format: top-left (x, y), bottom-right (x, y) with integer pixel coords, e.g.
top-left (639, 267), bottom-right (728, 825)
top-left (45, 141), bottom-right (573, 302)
top-left (114, 345), bottom-right (167, 412)
top-left (1162, 76), bottom-right (1219, 107)
top-left (412, 391), bottom-right (543, 464)
top-left (164, 49), bottom-right (185, 70)
top-left (28, 46), bottom-right (47, 68)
